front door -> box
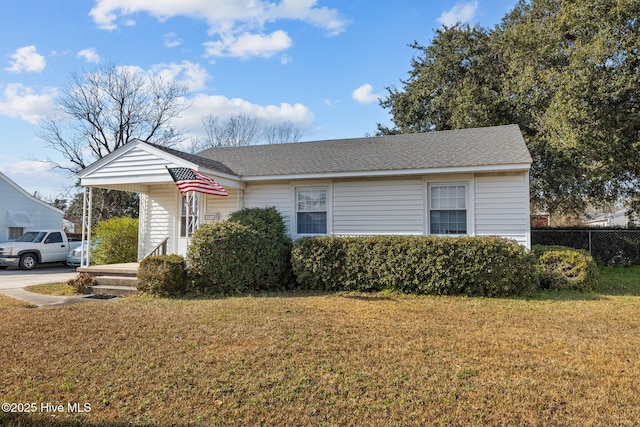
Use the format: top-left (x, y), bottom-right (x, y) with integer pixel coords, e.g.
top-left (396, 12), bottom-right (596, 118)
top-left (177, 193), bottom-right (200, 256)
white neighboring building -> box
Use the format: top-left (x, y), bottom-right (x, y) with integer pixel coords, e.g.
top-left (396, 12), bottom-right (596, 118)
top-left (78, 125), bottom-right (533, 261)
top-left (585, 208), bottom-right (637, 228)
top-left (0, 171), bottom-right (64, 242)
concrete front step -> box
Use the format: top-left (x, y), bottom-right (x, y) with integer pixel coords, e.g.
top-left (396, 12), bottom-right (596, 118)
top-left (91, 275), bottom-right (139, 297)
top-left (77, 263), bottom-right (139, 277)
top-left (93, 275), bottom-right (139, 287)
top-left (91, 284), bottom-right (138, 297)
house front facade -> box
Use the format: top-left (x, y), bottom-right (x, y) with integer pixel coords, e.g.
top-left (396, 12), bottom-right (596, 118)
top-left (0, 171), bottom-right (64, 242)
top-left (78, 125), bottom-right (533, 262)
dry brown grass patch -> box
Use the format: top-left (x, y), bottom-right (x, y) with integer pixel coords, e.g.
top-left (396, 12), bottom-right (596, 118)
top-left (1, 293), bottom-right (639, 426)
top-left (0, 294), bottom-right (35, 309)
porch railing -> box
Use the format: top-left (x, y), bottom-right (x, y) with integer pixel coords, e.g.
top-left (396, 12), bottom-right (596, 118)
top-left (143, 237), bottom-right (169, 259)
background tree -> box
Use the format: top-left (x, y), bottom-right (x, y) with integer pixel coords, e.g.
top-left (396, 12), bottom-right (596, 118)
top-left (196, 114), bottom-right (305, 149)
top-left (201, 114), bottom-right (260, 147)
top-left (262, 121), bottom-right (304, 144)
top-left (38, 62), bottom-right (189, 221)
top-left (378, 0), bottom-right (640, 215)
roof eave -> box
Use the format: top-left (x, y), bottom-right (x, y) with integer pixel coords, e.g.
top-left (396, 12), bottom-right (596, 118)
top-left (238, 163), bottom-right (532, 182)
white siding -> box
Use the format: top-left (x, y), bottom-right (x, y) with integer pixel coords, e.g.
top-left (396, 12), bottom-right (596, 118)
top-left (474, 173), bottom-right (530, 247)
top-left (333, 177), bottom-right (424, 235)
top-left (138, 184), bottom-right (177, 259)
top-left (0, 175), bottom-right (63, 242)
top-left (88, 146), bottom-right (179, 181)
top-left (243, 182), bottom-right (292, 233)
top-left (204, 189), bottom-right (240, 222)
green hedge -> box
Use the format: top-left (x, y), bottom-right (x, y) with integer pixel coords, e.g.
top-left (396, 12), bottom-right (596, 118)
top-left (187, 207), bottom-right (293, 294)
top-left (532, 245), bottom-right (599, 291)
top-left (291, 235), bottom-right (539, 297)
top-left (137, 254), bottom-right (188, 296)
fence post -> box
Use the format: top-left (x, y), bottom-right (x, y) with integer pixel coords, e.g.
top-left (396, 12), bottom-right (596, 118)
top-left (588, 230), bottom-right (592, 255)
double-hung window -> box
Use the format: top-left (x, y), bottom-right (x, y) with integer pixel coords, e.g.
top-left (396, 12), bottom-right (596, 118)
top-left (296, 188), bottom-right (327, 235)
top-left (429, 184), bottom-right (467, 235)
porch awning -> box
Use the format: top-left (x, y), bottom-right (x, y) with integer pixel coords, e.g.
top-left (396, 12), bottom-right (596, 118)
top-left (6, 210), bottom-right (34, 228)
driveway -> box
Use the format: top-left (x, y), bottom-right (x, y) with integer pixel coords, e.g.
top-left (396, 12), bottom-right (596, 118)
top-left (0, 264), bottom-right (77, 289)
top-left (0, 264), bottom-right (82, 306)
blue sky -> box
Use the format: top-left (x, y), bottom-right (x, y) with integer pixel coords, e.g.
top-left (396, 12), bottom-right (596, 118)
top-left (0, 0), bottom-right (518, 201)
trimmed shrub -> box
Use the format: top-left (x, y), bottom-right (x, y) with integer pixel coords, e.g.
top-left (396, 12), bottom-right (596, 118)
top-left (137, 254), bottom-right (188, 296)
top-left (187, 207), bottom-right (293, 294)
top-left (533, 245), bottom-right (599, 291)
top-left (67, 272), bottom-right (94, 294)
top-left (229, 206), bottom-right (288, 237)
top-left (292, 235), bottom-right (539, 297)
top-left (228, 206), bottom-right (293, 285)
top-left (92, 217), bottom-right (139, 265)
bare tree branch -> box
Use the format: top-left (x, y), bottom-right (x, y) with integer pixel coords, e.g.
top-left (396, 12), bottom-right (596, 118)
top-left (262, 121), bottom-right (304, 144)
top-left (37, 62), bottom-right (190, 222)
top-left (38, 62), bottom-right (189, 174)
top-left (199, 115), bottom-right (304, 148)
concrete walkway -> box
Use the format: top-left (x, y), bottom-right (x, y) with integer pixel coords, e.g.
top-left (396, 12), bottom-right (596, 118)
top-left (0, 287), bottom-right (95, 307)
top-left (0, 265), bottom-right (99, 307)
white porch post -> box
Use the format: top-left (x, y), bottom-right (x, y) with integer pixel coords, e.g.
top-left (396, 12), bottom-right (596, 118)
top-left (80, 186), bottom-right (93, 267)
top-left (237, 189), bottom-right (244, 210)
top-left (185, 191), bottom-right (200, 249)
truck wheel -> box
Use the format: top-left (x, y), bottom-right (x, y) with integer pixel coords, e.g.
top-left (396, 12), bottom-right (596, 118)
top-left (19, 253), bottom-right (37, 270)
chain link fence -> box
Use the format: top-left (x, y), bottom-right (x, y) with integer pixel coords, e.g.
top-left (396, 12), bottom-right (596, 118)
top-left (532, 229), bottom-right (640, 265)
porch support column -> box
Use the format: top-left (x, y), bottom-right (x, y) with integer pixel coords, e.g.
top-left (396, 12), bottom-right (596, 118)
top-left (80, 186), bottom-right (93, 267)
top-left (237, 189), bottom-right (244, 210)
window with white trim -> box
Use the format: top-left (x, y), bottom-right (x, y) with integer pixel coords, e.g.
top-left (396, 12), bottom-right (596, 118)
top-left (429, 184), bottom-right (467, 235)
top-left (296, 188), bottom-right (327, 234)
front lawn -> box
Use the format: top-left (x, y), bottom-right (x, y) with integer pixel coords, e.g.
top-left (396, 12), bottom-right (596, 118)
top-left (24, 282), bottom-right (77, 296)
top-left (1, 269), bottom-right (640, 426)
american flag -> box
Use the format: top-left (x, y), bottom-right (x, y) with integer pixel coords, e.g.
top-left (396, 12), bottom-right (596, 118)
top-left (167, 167), bottom-right (228, 196)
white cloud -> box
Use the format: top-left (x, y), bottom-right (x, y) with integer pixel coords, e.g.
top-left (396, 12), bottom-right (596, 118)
top-left (267, 0), bottom-right (347, 36)
top-left (77, 48), bottom-right (101, 64)
top-left (352, 84), bottom-right (380, 105)
top-left (5, 46), bottom-right (46, 73)
top-left (437, 1), bottom-right (479, 26)
top-left (151, 61), bottom-right (209, 91)
top-left (0, 84), bottom-right (57, 124)
top-left (204, 31), bottom-right (292, 59)
top-left (174, 93), bottom-right (314, 141)
top-left (164, 32), bottom-right (182, 48)
top-left (89, 0), bottom-right (345, 58)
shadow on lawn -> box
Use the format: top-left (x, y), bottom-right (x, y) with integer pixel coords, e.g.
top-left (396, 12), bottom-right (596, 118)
top-left (137, 266), bottom-right (640, 303)
top-left (0, 413), bottom-right (136, 427)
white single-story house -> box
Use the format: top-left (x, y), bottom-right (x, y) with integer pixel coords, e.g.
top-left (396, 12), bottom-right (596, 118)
top-left (0, 171), bottom-right (64, 242)
top-left (78, 124), bottom-right (533, 262)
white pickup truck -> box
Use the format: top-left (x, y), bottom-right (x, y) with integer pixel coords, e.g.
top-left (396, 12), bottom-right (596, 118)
top-left (0, 230), bottom-right (83, 270)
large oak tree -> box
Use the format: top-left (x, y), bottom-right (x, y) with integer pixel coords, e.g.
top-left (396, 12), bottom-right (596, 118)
top-left (379, 0), bottom-right (640, 214)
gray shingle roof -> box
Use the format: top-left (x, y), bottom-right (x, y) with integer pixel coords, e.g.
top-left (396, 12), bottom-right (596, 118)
top-left (188, 124), bottom-right (531, 177)
top-left (147, 142), bottom-right (236, 175)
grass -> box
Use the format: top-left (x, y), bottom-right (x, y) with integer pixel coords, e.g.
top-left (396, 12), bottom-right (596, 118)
top-left (0, 294), bottom-right (34, 309)
top-left (597, 265), bottom-right (640, 295)
top-left (1, 267), bottom-right (639, 426)
top-left (24, 282), bottom-right (77, 296)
